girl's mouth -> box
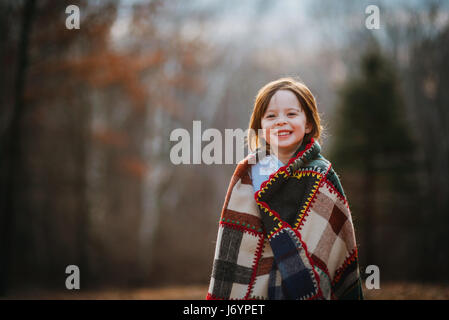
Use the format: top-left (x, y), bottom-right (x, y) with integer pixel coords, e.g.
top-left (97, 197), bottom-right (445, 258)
top-left (275, 130), bottom-right (292, 138)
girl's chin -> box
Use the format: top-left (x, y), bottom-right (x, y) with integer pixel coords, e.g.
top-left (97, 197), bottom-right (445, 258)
top-left (269, 141), bottom-right (303, 153)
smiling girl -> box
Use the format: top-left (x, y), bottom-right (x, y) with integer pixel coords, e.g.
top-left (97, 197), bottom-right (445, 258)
top-left (207, 77), bottom-right (363, 300)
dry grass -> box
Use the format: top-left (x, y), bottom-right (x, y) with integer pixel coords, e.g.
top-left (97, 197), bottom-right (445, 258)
top-left (4, 284), bottom-right (209, 300)
top-left (3, 282), bottom-right (449, 300)
top-left (363, 282), bottom-right (449, 300)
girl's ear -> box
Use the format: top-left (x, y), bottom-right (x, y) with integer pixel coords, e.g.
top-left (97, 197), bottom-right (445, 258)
top-left (305, 123), bottom-right (312, 134)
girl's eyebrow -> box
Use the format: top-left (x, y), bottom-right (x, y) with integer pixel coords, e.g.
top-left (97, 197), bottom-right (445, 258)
top-left (266, 106), bottom-right (300, 112)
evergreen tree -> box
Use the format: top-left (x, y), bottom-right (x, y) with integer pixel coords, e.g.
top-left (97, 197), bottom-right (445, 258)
top-left (331, 45), bottom-right (416, 278)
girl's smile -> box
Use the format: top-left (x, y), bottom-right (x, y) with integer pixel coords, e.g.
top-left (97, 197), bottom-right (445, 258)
top-left (275, 129), bottom-right (292, 138)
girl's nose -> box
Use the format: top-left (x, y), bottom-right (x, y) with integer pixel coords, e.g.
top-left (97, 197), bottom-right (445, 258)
top-left (275, 117), bottom-right (287, 126)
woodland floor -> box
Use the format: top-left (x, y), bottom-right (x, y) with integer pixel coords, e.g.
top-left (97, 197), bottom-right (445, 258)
top-left (3, 282), bottom-right (449, 300)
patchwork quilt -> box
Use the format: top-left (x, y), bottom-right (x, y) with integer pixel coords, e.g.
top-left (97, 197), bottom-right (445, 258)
top-left (206, 139), bottom-right (363, 300)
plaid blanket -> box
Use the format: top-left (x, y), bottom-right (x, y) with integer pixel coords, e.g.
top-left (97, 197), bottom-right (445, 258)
top-left (206, 139), bottom-right (364, 300)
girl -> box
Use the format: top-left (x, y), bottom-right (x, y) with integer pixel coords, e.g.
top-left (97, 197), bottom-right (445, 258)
top-left (206, 77), bottom-right (363, 300)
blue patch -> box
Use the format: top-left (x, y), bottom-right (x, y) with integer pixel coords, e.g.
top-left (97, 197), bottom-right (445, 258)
top-left (268, 229), bottom-right (318, 299)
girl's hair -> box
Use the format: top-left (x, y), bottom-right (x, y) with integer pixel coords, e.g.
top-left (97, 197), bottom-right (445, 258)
top-left (247, 77), bottom-right (322, 152)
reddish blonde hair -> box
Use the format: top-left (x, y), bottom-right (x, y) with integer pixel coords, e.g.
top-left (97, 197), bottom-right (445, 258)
top-left (248, 77), bottom-right (322, 152)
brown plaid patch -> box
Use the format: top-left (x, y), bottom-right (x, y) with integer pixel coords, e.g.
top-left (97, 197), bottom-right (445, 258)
top-left (311, 223), bottom-right (338, 265)
top-left (256, 257), bottom-right (274, 276)
top-left (328, 205), bottom-right (347, 235)
top-left (222, 209), bottom-right (263, 231)
top-left (311, 188), bottom-right (335, 219)
top-left (301, 182), bottom-right (352, 275)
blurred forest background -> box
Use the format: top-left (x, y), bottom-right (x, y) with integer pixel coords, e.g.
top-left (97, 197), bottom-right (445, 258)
top-left (1, 0), bottom-right (448, 299)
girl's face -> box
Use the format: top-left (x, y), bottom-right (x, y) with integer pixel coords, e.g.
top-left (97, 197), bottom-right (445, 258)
top-left (261, 89), bottom-right (311, 156)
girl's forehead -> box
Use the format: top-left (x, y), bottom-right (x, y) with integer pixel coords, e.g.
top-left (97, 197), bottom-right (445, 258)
top-left (267, 90), bottom-right (300, 110)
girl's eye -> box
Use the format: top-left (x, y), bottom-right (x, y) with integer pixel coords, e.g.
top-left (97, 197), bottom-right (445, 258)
top-left (265, 114), bottom-right (275, 118)
top-left (288, 113), bottom-right (297, 116)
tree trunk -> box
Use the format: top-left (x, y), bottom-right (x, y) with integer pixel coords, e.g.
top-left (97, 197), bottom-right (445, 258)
top-left (0, 0), bottom-right (36, 296)
top-left (362, 164), bottom-right (376, 269)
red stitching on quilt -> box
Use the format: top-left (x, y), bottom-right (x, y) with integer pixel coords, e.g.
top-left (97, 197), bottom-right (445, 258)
top-left (254, 201), bottom-right (324, 299)
top-left (265, 225), bottom-right (285, 239)
top-left (256, 200), bottom-right (285, 229)
top-left (245, 233), bottom-right (265, 299)
top-left (290, 227), bottom-right (324, 299)
top-left (311, 254), bottom-right (331, 280)
top-left (332, 248), bottom-right (358, 286)
top-left (219, 221), bottom-right (263, 237)
top-left (295, 163), bottom-right (332, 231)
top-left (206, 293), bottom-right (261, 300)
top-left (206, 293), bottom-right (221, 300)
top-left (323, 178), bottom-right (349, 207)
